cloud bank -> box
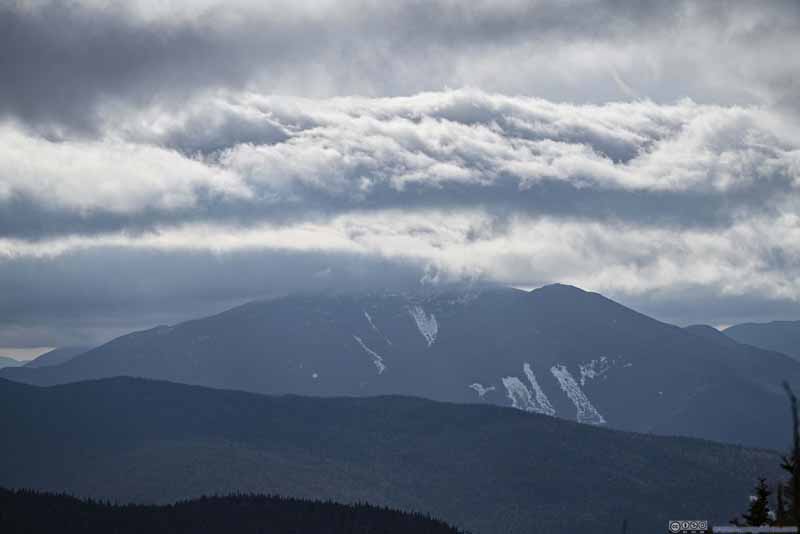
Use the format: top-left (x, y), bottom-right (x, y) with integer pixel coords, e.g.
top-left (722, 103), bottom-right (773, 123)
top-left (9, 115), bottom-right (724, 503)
top-left (2, 1), bottom-right (799, 345)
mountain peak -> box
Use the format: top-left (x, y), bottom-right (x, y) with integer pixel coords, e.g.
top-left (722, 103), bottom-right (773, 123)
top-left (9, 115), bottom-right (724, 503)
top-left (530, 283), bottom-right (588, 294)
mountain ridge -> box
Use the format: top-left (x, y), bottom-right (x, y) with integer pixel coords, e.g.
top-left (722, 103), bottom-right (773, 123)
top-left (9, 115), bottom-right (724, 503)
top-left (724, 320), bottom-right (800, 361)
top-left (3, 283), bottom-right (798, 448)
top-left (23, 346), bottom-right (91, 368)
top-left (0, 375), bottom-right (782, 534)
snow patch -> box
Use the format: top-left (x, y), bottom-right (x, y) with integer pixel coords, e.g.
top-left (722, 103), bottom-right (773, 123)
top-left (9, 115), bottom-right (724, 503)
top-left (353, 335), bottom-right (386, 374)
top-left (523, 363), bottom-right (556, 416)
top-left (468, 383), bottom-right (496, 397)
top-left (550, 364), bottom-right (606, 425)
top-left (408, 305), bottom-right (438, 346)
top-left (579, 357), bottom-right (611, 386)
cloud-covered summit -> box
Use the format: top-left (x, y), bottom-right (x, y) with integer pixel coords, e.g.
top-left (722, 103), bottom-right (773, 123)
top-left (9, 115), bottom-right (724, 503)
top-left (2, 1), bottom-right (799, 346)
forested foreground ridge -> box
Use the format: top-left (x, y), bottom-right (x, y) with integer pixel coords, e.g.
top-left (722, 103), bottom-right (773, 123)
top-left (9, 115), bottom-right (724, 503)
top-left (0, 376), bottom-right (782, 534)
top-left (0, 489), bottom-right (466, 534)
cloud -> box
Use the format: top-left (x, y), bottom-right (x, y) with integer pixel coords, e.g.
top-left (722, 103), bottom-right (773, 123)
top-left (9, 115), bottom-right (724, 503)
top-left (2, 90), bottom-right (799, 242)
top-left (2, 1), bottom-right (799, 131)
top-left (3, 1), bottom-right (800, 345)
top-left (2, 91), bottom-right (800, 305)
top-left (2, 207), bottom-right (800, 345)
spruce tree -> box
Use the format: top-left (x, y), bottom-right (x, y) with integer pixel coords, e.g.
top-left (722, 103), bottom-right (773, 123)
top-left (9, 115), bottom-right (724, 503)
top-left (732, 478), bottom-right (773, 527)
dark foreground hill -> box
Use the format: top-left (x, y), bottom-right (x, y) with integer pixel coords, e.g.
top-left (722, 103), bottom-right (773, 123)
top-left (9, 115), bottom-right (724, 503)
top-left (4, 284), bottom-right (799, 449)
top-left (0, 488), bottom-right (464, 534)
top-left (0, 377), bottom-right (781, 534)
top-left (724, 320), bottom-right (800, 361)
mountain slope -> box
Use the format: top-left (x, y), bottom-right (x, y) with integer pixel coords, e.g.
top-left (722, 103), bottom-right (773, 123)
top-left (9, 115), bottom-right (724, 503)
top-left (23, 346), bottom-right (90, 368)
top-left (684, 324), bottom-right (742, 350)
top-left (0, 377), bottom-right (782, 534)
top-left (0, 489), bottom-right (464, 534)
top-left (724, 321), bottom-right (800, 361)
top-left (3, 284), bottom-right (799, 448)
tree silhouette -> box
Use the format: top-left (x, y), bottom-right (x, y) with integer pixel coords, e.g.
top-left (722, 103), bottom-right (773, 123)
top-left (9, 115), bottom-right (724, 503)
top-left (783, 382), bottom-right (800, 525)
top-left (0, 489), bottom-right (467, 534)
top-left (732, 478), bottom-right (773, 527)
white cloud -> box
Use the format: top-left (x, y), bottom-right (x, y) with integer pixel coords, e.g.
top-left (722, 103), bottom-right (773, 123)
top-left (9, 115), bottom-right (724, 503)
top-left (1, 90), bottom-right (799, 310)
top-left (0, 124), bottom-right (250, 213)
top-left (2, 209), bottom-right (800, 304)
top-left (3, 90), bottom-right (798, 222)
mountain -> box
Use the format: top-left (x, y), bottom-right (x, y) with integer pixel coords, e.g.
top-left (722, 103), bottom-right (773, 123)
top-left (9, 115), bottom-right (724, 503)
top-left (0, 489), bottom-right (464, 534)
top-left (0, 377), bottom-right (782, 534)
top-left (0, 356), bottom-right (22, 369)
top-left (683, 324), bottom-right (742, 350)
top-left (23, 346), bottom-right (90, 368)
top-left (3, 284), bottom-right (799, 449)
top-left (724, 320), bottom-right (800, 361)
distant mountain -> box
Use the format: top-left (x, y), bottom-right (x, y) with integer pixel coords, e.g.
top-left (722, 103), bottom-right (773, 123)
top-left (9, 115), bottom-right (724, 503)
top-left (0, 377), bottom-right (782, 534)
top-left (0, 356), bottom-right (22, 369)
top-left (724, 320), bottom-right (800, 361)
top-left (3, 284), bottom-right (799, 448)
top-left (23, 346), bottom-right (90, 368)
top-left (683, 324), bottom-right (742, 350)
top-left (0, 488), bottom-right (463, 534)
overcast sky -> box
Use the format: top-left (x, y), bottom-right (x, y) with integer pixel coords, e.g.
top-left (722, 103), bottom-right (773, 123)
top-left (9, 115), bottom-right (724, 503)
top-left (2, 0), bottom-right (800, 349)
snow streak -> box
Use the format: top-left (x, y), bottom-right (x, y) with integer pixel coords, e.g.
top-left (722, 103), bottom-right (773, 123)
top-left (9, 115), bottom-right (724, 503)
top-left (523, 363), bottom-right (556, 416)
top-left (364, 310), bottom-right (392, 344)
top-left (502, 364), bottom-right (557, 416)
top-left (408, 305), bottom-right (438, 346)
top-left (550, 364), bottom-right (606, 425)
top-left (353, 335), bottom-right (386, 374)
top-left (502, 377), bottom-right (538, 412)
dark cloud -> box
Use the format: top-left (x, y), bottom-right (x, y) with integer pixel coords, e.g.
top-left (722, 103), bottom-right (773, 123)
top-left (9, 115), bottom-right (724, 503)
top-left (2, 1), bottom-right (799, 132)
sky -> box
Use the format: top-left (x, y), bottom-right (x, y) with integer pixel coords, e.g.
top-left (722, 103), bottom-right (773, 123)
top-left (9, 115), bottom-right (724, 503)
top-left (2, 0), bottom-right (800, 348)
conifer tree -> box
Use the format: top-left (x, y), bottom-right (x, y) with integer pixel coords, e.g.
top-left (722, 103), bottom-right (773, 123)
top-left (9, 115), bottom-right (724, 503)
top-left (732, 478), bottom-right (773, 527)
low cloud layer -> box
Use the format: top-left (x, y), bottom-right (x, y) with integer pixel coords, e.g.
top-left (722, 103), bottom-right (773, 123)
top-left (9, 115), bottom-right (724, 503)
top-left (2, 1), bottom-right (800, 345)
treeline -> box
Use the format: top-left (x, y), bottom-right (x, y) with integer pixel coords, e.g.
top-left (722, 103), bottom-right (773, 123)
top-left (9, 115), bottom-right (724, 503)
top-left (0, 489), bottom-right (467, 534)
